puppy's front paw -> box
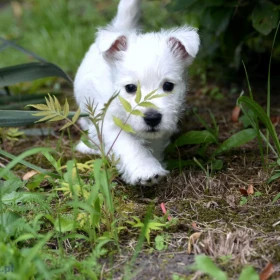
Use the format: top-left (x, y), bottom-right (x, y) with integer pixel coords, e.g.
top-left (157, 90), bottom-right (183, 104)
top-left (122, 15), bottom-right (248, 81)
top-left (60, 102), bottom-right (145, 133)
top-left (123, 165), bottom-right (169, 186)
top-left (137, 171), bottom-right (168, 186)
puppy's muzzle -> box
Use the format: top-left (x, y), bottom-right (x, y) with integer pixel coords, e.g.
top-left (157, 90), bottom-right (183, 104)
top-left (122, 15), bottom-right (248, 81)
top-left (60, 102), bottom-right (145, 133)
top-left (144, 110), bottom-right (162, 128)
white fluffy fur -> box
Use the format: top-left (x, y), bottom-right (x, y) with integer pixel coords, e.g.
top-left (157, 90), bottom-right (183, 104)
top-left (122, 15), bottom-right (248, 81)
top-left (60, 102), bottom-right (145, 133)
top-left (74, 0), bottom-right (200, 186)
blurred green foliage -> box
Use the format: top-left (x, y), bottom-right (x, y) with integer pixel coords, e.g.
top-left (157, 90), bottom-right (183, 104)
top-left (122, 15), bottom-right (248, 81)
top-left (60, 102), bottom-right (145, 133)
top-left (0, 0), bottom-right (279, 80)
top-left (168, 0), bottom-right (280, 80)
top-left (0, 0), bottom-right (116, 71)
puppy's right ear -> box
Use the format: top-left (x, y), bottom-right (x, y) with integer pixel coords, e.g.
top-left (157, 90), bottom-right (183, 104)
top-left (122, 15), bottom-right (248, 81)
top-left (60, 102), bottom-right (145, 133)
top-left (96, 29), bottom-right (127, 61)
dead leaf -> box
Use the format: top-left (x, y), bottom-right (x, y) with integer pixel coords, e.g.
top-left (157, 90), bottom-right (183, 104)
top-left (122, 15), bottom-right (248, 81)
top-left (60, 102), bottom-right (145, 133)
top-left (160, 202), bottom-right (172, 221)
top-left (239, 188), bottom-right (248, 196)
top-left (247, 184), bottom-right (254, 195)
top-left (22, 170), bottom-right (38, 181)
top-left (191, 222), bottom-right (200, 231)
top-left (260, 262), bottom-right (274, 280)
top-left (232, 106), bottom-right (241, 122)
top-left (270, 116), bottom-right (280, 126)
top-left (188, 232), bottom-right (202, 254)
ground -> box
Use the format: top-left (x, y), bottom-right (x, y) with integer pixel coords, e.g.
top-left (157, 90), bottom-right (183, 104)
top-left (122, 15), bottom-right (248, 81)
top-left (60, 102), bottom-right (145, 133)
top-left (2, 79), bottom-right (280, 279)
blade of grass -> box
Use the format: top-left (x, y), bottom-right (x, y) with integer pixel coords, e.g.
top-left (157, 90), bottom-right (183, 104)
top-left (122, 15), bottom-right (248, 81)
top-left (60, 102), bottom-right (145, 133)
top-left (237, 96), bottom-right (280, 156)
top-left (0, 147), bottom-right (53, 179)
top-left (0, 148), bottom-right (58, 177)
top-left (123, 207), bottom-right (153, 280)
top-left (0, 62), bottom-right (73, 87)
top-left (242, 63), bottom-right (265, 164)
top-left (267, 21), bottom-right (280, 157)
top-left (0, 93), bottom-right (61, 105)
top-left (0, 37), bottom-right (47, 62)
top-left (0, 110), bottom-right (88, 127)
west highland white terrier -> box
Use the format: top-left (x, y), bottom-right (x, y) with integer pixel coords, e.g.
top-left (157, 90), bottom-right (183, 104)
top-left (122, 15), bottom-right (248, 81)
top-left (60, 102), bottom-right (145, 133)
top-left (74, 0), bottom-right (200, 186)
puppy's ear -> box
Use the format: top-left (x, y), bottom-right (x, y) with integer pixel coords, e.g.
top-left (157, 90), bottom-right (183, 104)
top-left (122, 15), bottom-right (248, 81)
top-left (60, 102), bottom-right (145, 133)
top-left (167, 26), bottom-right (200, 66)
top-left (96, 29), bottom-right (127, 61)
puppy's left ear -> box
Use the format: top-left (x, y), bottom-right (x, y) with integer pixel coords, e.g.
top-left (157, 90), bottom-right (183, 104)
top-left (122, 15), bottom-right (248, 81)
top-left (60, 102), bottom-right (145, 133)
top-left (96, 29), bottom-right (127, 62)
top-left (167, 26), bottom-right (200, 66)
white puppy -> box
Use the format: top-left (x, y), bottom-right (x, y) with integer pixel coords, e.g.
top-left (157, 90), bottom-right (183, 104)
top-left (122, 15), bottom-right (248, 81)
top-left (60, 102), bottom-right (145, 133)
top-left (74, 0), bottom-right (200, 186)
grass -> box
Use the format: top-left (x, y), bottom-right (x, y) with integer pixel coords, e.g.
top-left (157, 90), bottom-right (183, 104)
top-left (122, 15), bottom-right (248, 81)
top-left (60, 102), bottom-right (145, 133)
top-left (1, 88), bottom-right (280, 279)
top-left (0, 0), bottom-right (114, 71)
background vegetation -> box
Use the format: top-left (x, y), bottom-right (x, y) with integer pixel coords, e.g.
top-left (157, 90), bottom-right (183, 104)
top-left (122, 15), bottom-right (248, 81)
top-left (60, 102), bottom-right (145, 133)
top-left (1, 0), bottom-right (279, 81)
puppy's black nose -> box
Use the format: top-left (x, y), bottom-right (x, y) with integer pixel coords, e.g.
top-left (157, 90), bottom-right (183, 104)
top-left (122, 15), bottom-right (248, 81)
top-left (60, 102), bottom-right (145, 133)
top-left (144, 110), bottom-right (162, 128)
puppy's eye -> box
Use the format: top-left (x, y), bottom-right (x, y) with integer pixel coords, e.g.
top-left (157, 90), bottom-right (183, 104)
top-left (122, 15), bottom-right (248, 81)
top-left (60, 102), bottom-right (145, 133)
top-left (125, 84), bottom-right (137, 94)
top-left (163, 82), bottom-right (174, 92)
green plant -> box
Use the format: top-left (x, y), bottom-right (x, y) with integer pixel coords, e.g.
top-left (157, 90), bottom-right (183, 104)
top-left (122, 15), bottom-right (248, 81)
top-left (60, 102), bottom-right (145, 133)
top-left (239, 191), bottom-right (262, 206)
top-left (168, 0), bottom-right (280, 80)
top-left (237, 21), bottom-right (280, 183)
top-left (190, 255), bottom-right (259, 280)
top-left (154, 234), bottom-right (168, 251)
top-left (167, 110), bottom-right (257, 174)
top-left (126, 216), bottom-right (166, 245)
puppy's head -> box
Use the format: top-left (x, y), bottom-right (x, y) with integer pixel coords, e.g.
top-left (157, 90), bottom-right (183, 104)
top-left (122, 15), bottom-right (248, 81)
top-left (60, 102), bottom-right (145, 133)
top-left (97, 27), bottom-right (200, 139)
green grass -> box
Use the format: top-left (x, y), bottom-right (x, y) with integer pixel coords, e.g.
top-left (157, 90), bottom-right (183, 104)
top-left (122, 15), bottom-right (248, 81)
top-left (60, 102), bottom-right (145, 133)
top-left (0, 0), bottom-right (116, 71)
top-left (0, 0), bottom-right (184, 73)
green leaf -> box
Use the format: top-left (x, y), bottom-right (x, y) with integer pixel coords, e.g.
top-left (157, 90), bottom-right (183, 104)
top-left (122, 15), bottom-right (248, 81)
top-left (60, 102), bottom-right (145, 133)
top-left (214, 128), bottom-right (257, 156)
top-left (0, 110), bottom-right (87, 127)
top-left (211, 159), bottom-right (223, 170)
top-left (252, 1), bottom-right (279, 35)
top-left (60, 121), bottom-right (73, 131)
top-left (138, 101), bottom-right (159, 109)
top-left (147, 93), bottom-right (169, 100)
top-left (272, 192), bottom-right (280, 203)
top-left (175, 130), bottom-right (217, 146)
top-left (41, 151), bottom-right (62, 175)
top-left (63, 99), bottom-right (70, 117)
top-left (0, 149), bottom-right (52, 176)
top-left (155, 235), bottom-right (165, 251)
top-left (2, 191), bottom-right (43, 205)
top-left (45, 215), bottom-right (74, 232)
top-left (268, 172), bottom-right (280, 184)
top-left (0, 147), bottom-right (53, 179)
top-left (192, 255), bottom-right (227, 280)
top-left (119, 96), bottom-right (132, 113)
top-left (34, 113), bottom-right (63, 123)
top-left (130, 109), bottom-right (144, 116)
top-left (0, 62), bottom-right (73, 87)
top-left (0, 178), bottom-right (22, 195)
top-left (45, 94), bottom-right (53, 110)
top-left (239, 266), bottom-right (259, 280)
top-left (135, 82), bottom-right (142, 104)
top-left (0, 211), bottom-right (21, 236)
top-left (144, 89), bottom-right (157, 101)
top-left (72, 108), bottom-right (81, 123)
top-left (237, 96), bottom-right (280, 155)
top-left (28, 104), bottom-right (49, 111)
top-left (113, 116), bottom-right (135, 133)
top-left (54, 95), bottom-right (62, 112)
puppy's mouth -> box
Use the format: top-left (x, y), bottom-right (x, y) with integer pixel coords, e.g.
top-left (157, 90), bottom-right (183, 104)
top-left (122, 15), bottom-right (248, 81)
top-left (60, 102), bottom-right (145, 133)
top-left (137, 127), bottom-right (163, 140)
top-left (147, 127), bottom-right (159, 133)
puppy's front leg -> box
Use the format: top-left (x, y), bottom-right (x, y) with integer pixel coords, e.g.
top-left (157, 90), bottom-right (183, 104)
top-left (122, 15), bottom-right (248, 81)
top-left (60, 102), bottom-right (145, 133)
top-left (106, 130), bottom-right (169, 186)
